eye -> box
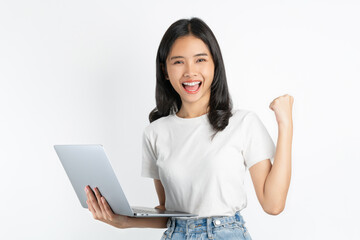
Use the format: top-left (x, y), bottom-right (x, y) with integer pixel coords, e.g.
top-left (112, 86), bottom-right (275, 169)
top-left (173, 61), bottom-right (183, 64)
top-left (197, 58), bottom-right (206, 63)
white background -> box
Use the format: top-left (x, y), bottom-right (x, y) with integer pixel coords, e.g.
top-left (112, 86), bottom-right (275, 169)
top-left (1, 0), bottom-right (359, 239)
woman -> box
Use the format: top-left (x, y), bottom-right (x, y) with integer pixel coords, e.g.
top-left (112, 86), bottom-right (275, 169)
top-left (84, 17), bottom-right (294, 240)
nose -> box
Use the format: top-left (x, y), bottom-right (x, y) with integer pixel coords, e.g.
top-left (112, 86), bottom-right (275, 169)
top-left (184, 62), bottom-right (198, 78)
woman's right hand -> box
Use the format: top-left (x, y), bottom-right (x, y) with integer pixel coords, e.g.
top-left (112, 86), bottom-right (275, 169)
top-left (85, 185), bottom-right (130, 229)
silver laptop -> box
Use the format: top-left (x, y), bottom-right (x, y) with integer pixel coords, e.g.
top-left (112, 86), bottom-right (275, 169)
top-left (54, 144), bottom-right (197, 217)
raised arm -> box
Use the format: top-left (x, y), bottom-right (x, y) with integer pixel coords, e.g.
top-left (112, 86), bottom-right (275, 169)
top-left (249, 94), bottom-right (294, 215)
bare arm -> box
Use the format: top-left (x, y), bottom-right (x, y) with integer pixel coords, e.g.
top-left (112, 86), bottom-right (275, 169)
top-left (125, 216), bottom-right (168, 229)
top-left (85, 179), bottom-right (169, 229)
top-left (125, 179), bottom-right (168, 228)
top-left (249, 94), bottom-right (293, 215)
top-left (154, 179), bottom-right (166, 208)
top-left (249, 123), bottom-right (293, 215)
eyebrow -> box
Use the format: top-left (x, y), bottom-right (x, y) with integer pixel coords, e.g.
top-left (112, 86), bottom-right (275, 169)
top-left (169, 53), bottom-right (208, 61)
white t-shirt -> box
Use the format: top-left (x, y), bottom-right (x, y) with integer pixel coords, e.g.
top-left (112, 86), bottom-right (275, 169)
top-left (141, 108), bottom-right (275, 218)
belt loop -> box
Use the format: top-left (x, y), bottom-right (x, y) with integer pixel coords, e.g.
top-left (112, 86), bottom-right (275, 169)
top-left (166, 217), bottom-right (171, 228)
top-left (235, 210), bottom-right (241, 222)
top-left (166, 217), bottom-right (175, 238)
top-left (206, 217), bottom-right (214, 239)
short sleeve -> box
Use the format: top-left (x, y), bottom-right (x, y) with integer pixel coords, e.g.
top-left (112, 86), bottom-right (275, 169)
top-left (141, 129), bottom-right (160, 179)
top-left (242, 112), bottom-right (276, 170)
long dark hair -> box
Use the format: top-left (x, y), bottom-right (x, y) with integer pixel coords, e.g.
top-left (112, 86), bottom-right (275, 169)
top-left (148, 17), bottom-right (233, 141)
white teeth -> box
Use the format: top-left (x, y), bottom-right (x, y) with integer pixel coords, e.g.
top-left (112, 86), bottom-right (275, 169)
top-left (183, 81), bottom-right (201, 86)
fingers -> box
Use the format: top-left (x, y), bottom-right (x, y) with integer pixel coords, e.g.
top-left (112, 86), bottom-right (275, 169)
top-left (86, 198), bottom-right (96, 218)
top-left (85, 186), bottom-right (101, 213)
top-left (85, 186), bottom-right (97, 213)
top-left (85, 186), bottom-right (98, 219)
top-left (101, 196), bottom-right (115, 220)
top-left (85, 186), bottom-right (103, 220)
top-left (269, 94), bottom-right (294, 107)
top-left (93, 187), bottom-right (104, 212)
top-left (85, 186), bottom-right (112, 221)
top-left (93, 187), bottom-right (109, 220)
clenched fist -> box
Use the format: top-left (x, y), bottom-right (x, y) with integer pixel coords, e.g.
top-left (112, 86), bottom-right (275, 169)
top-left (269, 94), bottom-right (294, 126)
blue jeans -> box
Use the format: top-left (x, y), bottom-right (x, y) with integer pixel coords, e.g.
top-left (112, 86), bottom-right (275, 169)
top-left (160, 210), bottom-right (252, 240)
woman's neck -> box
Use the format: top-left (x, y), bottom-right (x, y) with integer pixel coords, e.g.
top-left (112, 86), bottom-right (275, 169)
top-left (176, 104), bottom-right (210, 119)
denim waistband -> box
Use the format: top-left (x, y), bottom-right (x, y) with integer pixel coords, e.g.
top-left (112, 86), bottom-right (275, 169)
top-left (164, 210), bottom-right (245, 239)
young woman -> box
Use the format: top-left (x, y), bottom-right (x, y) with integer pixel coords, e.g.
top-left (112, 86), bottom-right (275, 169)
top-left (84, 17), bottom-right (294, 240)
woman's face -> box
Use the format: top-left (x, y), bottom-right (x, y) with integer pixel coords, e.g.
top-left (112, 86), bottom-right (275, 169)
top-left (165, 35), bottom-right (215, 106)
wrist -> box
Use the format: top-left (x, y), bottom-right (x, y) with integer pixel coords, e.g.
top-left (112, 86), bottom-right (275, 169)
top-left (120, 216), bottom-right (132, 229)
top-left (112, 216), bottom-right (131, 229)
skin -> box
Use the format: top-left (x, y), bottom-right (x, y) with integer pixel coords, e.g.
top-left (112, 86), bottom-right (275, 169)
top-left (249, 94), bottom-right (294, 215)
top-left (84, 186), bottom-right (128, 228)
top-left (84, 35), bottom-right (294, 228)
top-left (165, 35), bottom-right (215, 118)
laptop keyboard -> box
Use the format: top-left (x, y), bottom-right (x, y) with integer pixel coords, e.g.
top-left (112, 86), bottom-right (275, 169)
top-left (132, 206), bottom-right (164, 214)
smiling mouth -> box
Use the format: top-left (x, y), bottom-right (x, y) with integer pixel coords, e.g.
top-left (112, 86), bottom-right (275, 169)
top-left (182, 82), bottom-right (202, 93)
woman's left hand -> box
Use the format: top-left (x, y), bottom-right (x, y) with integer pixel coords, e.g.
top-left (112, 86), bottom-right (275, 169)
top-left (269, 94), bottom-right (294, 126)
top-left (84, 185), bottom-right (130, 229)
